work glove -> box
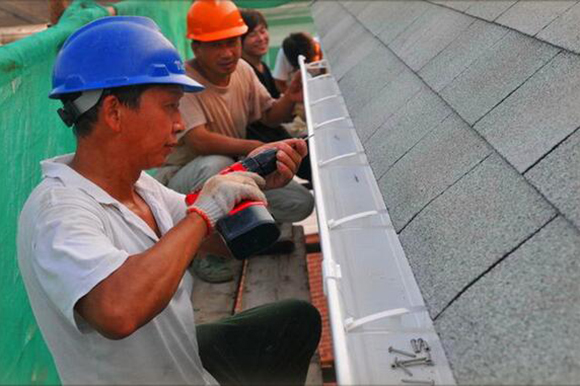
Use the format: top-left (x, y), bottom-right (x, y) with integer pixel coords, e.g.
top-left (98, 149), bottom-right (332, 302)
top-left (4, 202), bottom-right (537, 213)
top-left (187, 172), bottom-right (267, 233)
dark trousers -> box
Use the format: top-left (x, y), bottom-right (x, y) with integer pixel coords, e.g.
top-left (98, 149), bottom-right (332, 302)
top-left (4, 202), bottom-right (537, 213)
top-left (197, 299), bottom-right (322, 385)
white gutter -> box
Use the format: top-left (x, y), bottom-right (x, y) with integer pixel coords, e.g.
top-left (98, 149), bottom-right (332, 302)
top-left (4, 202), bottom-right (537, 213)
top-left (300, 56), bottom-right (456, 385)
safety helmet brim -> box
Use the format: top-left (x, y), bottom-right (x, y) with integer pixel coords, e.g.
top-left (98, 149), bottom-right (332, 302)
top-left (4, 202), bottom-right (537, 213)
top-left (187, 24), bottom-right (248, 42)
top-left (49, 75), bottom-right (204, 99)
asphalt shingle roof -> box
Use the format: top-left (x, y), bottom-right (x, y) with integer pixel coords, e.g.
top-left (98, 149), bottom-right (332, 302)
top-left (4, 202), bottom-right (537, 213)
top-left (312, 0), bottom-right (580, 382)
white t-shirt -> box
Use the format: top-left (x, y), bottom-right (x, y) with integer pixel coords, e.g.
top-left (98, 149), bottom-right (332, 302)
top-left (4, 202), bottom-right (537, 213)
top-left (17, 154), bottom-right (218, 385)
top-left (273, 36), bottom-right (322, 83)
top-left (272, 47), bottom-right (295, 83)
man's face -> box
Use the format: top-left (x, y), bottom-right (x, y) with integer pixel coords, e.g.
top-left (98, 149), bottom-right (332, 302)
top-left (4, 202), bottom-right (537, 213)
top-left (121, 85), bottom-right (184, 169)
top-left (242, 24), bottom-right (269, 58)
top-left (193, 36), bottom-right (242, 76)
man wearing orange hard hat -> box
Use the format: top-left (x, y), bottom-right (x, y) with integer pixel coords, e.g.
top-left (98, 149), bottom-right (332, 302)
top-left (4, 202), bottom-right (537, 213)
top-left (155, 0), bottom-right (314, 283)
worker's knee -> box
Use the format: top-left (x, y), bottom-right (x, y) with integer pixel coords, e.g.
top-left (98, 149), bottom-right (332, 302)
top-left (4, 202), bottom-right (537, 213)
top-left (278, 299), bottom-right (322, 345)
top-left (193, 155), bottom-right (235, 183)
top-left (266, 183), bottom-right (314, 223)
top-left (168, 155), bottom-right (235, 193)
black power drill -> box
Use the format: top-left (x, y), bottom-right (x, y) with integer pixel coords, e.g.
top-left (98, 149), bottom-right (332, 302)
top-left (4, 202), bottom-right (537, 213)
top-left (185, 149), bottom-right (280, 260)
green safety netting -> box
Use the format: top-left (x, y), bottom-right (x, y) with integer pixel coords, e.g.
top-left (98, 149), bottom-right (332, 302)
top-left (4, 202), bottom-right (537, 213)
top-left (235, 0), bottom-right (294, 8)
top-left (0, 0), bottom-right (314, 384)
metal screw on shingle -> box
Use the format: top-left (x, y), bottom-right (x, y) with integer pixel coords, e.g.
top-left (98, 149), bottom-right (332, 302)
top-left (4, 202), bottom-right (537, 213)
top-left (400, 379), bottom-right (435, 385)
top-left (391, 357), bottom-right (413, 377)
top-left (388, 346), bottom-right (416, 358)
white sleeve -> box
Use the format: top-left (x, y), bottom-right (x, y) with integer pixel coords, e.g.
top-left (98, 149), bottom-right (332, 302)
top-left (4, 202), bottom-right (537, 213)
top-left (272, 47), bottom-right (293, 82)
top-left (31, 194), bottom-right (129, 329)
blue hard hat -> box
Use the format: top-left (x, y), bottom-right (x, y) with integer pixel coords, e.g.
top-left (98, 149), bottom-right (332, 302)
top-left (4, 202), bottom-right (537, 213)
top-left (50, 16), bottom-right (203, 99)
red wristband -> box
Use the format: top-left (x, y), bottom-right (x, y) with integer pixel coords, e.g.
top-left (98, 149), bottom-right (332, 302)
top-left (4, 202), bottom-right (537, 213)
top-left (187, 206), bottom-right (213, 236)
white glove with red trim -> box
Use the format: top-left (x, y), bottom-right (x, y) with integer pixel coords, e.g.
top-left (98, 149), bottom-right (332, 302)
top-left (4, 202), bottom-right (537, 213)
top-left (187, 171), bottom-right (267, 233)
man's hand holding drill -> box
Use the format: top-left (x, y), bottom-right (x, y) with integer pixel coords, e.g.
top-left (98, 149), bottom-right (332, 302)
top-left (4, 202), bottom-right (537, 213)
top-left (248, 138), bottom-right (308, 190)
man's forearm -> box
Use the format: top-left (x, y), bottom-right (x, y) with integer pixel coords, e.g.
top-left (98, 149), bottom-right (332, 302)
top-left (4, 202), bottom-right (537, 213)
top-left (261, 93), bottom-right (295, 128)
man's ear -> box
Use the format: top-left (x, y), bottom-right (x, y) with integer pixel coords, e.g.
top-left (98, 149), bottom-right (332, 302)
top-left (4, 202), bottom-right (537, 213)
top-left (101, 95), bottom-right (123, 133)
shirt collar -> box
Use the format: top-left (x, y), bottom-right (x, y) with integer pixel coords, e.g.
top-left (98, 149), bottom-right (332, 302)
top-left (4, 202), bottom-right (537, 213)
top-left (41, 154), bottom-right (125, 206)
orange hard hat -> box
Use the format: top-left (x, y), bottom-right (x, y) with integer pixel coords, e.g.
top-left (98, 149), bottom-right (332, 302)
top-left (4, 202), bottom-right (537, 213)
top-left (187, 0), bottom-right (248, 42)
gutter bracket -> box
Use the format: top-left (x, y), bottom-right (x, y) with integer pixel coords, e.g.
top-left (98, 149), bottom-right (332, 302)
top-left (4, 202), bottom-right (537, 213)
top-left (318, 151), bottom-right (364, 168)
top-left (344, 306), bottom-right (428, 332)
top-left (325, 259), bottom-right (342, 281)
top-left (314, 116), bottom-right (348, 129)
top-left (327, 210), bottom-right (389, 229)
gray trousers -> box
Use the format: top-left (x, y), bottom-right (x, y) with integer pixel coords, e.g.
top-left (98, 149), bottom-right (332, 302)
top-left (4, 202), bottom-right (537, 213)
top-left (167, 155), bottom-right (314, 223)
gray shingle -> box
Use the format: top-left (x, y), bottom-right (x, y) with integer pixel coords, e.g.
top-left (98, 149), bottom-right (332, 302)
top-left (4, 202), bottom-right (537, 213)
top-left (431, 0), bottom-right (474, 12)
top-left (537, 2), bottom-right (580, 54)
top-left (465, 0), bottom-right (518, 21)
top-left (526, 128), bottom-right (580, 230)
top-left (357, 1), bottom-right (429, 40)
top-left (325, 25), bottom-right (380, 81)
top-left (338, 47), bottom-right (406, 116)
top-left (363, 87), bottom-right (452, 179)
top-left (352, 68), bottom-right (424, 143)
top-left (399, 154), bottom-right (556, 317)
top-left (474, 52), bottom-right (580, 173)
top-left (340, 0), bottom-right (370, 17)
top-left (496, 0), bottom-right (577, 37)
top-left (378, 114), bottom-right (492, 231)
top-left (311, 1), bottom-right (346, 38)
top-left (419, 19), bottom-right (509, 92)
top-left (318, 13), bottom-right (357, 56)
top-left (389, 5), bottom-right (474, 71)
top-left (435, 216), bottom-right (580, 384)
top-left (440, 30), bottom-right (559, 125)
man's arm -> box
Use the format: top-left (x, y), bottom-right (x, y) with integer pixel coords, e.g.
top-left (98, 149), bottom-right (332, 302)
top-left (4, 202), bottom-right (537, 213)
top-left (75, 172), bottom-right (268, 340)
top-left (261, 72), bottom-right (303, 128)
top-left (183, 124), bottom-right (263, 157)
top-left (274, 79), bottom-right (287, 94)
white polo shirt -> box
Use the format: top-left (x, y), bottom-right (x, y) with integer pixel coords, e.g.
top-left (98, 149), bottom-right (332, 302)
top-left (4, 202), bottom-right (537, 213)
top-left (17, 154), bottom-right (218, 385)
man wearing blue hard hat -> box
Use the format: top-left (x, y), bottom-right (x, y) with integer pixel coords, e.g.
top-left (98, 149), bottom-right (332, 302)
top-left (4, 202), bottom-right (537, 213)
top-left (17, 16), bottom-right (320, 385)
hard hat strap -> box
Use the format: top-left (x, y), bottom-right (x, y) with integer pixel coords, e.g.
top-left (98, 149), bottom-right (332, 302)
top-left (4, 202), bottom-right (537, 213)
top-left (57, 89), bottom-right (103, 127)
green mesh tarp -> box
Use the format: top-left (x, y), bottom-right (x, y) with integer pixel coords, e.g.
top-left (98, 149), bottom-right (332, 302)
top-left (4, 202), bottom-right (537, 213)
top-left (235, 0), bottom-right (293, 8)
top-left (0, 0), bottom-right (315, 383)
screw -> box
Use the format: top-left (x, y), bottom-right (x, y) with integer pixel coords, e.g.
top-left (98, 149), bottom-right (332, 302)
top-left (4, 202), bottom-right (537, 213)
top-left (391, 357), bottom-right (413, 377)
top-left (417, 338), bottom-right (424, 351)
top-left (388, 346), bottom-right (416, 358)
top-left (417, 338), bottom-right (431, 352)
top-left (410, 338), bottom-right (420, 353)
top-left (400, 379), bottom-right (435, 385)
top-left (400, 358), bottom-right (434, 367)
top-left (399, 357), bottom-right (428, 365)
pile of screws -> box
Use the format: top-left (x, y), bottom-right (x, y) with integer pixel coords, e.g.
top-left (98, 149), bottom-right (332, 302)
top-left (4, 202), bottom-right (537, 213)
top-left (389, 338), bottom-right (434, 384)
